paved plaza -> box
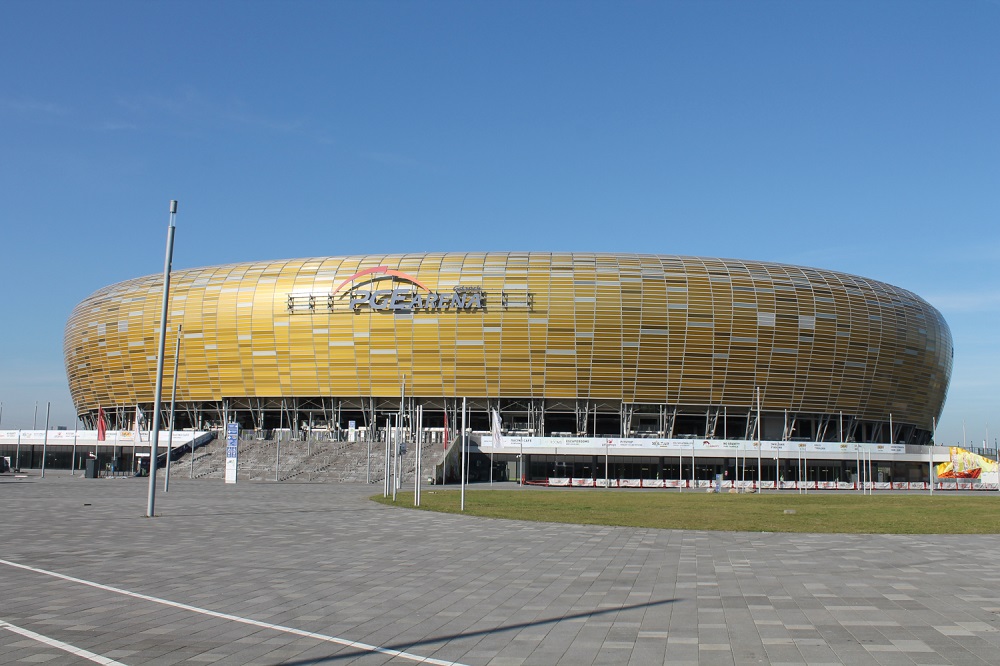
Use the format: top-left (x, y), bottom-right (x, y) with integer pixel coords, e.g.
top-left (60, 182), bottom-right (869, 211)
top-left (1, 474), bottom-right (999, 665)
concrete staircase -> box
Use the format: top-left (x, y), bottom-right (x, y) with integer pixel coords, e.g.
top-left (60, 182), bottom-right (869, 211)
top-left (186, 436), bottom-right (446, 485)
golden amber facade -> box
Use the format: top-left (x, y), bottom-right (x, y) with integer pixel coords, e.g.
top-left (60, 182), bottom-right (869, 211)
top-left (65, 252), bottom-right (951, 433)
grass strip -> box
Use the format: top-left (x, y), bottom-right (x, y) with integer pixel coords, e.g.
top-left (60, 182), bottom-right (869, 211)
top-left (373, 489), bottom-right (1000, 534)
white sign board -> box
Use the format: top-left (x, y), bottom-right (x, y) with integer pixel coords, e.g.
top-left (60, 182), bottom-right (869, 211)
top-left (225, 423), bottom-right (239, 484)
top-left (481, 436), bottom-right (907, 455)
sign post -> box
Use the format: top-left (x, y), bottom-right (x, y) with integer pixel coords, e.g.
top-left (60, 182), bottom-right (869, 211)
top-left (225, 422), bottom-right (239, 484)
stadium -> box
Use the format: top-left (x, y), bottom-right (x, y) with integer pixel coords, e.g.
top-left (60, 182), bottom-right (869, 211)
top-left (53, 252), bottom-right (956, 487)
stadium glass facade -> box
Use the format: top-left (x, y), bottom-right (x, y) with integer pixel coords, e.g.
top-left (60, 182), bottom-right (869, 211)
top-left (64, 252), bottom-right (952, 453)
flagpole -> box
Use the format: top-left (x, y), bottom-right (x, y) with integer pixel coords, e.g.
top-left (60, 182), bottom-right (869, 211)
top-left (95, 406), bottom-right (104, 471)
top-left (71, 419), bottom-right (78, 475)
top-left (41, 402), bottom-right (50, 478)
top-left (756, 387), bottom-right (762, 492)
top-left (414, 405), bottom-right (422, 506)
top-left (520, 432), bottom-right (524, 486)
top-left (384, 417), bottom-right (391, 498)
top-left (691, 437), bottom-right (695, 490)
top-left (605, 436), bottom-right (609, 489)
top-left (490, 404), bottom-right (494, 486)
top-left (389, 414), bottom-right (400, 502)
top-left (396, 414), bottom-right (402, 494)
top-left (277, 399), bottom-right (284, 482)
top-left (930, 416), bottom-right (936, 495)
top-left (147, 200), bottom-right (177, 518)
top-left (164, 323), bottom-right (182, 492)
top-left (460, 397), bottom-right (467, 511)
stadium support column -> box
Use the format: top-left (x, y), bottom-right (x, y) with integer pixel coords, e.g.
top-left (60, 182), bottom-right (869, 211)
top-left (147, 200), bottom-right (177, 518)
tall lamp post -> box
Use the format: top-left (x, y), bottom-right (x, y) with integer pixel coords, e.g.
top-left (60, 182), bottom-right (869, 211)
top-left (147, 200), bottom-right (178, 518)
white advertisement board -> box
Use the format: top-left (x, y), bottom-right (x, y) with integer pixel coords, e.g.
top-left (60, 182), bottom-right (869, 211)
top-left (225, 423), bottom-right (239, 484)
top-left (481, 435), bottom-right (907, 455)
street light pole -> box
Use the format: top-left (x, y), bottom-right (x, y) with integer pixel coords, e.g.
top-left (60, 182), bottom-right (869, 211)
top-left (147, 200), bottom-right (178, 518)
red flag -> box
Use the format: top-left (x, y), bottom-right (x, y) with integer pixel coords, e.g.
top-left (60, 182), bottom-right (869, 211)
top-left (443, 410), bottom-right (449, 450)
top-left (97, 406), bottom-right (106, 442)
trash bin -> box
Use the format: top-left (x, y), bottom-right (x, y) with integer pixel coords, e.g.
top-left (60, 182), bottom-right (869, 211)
top-left (85, 458), bottom-right (99, 479)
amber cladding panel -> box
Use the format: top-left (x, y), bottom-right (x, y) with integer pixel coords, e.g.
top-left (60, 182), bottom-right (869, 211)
top-left (64, 253), bottom-right (952, 430)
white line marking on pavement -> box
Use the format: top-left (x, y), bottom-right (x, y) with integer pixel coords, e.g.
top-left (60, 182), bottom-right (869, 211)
top-left (0, 558), bottom-right (466, 666)
top-left (0, 618), bottom-right (130, 666)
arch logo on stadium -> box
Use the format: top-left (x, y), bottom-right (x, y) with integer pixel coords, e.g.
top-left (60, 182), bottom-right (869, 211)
top-left (330, 265), bottom-right (485, 312)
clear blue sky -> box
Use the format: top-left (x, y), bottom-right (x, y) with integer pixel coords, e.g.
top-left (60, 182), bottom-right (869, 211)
top-left (1, 1), bottom-right (996, 446)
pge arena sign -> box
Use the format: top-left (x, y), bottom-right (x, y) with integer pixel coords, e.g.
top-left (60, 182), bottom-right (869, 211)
top-left (332, 266), bottom-right (484, 313)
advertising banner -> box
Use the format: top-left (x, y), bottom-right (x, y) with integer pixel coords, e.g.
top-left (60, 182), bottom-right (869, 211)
top-left (481, 435), bottom-right (906, 455)
top-left (936, 447), bottom-right (999, 484)
top-left (0, 430), bottom-right (201, 444)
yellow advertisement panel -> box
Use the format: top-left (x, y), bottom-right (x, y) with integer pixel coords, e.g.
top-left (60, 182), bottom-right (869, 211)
top-left (936, 447), bottom-right (999, 479)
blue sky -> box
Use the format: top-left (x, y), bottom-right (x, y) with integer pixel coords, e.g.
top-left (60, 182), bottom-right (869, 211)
top-left (1, 1), bottom-right (997, 446)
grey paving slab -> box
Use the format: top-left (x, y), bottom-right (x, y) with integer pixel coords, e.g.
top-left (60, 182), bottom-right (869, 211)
top-left (1, 474), bottom-right (1000, 665)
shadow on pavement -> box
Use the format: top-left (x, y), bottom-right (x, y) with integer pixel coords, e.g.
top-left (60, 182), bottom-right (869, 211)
top-left (280, 597), bottom-right (678, 664)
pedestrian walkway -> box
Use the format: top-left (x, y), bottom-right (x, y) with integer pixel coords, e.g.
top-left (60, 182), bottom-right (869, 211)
top-left (1, 474), bottom-right (998, 664)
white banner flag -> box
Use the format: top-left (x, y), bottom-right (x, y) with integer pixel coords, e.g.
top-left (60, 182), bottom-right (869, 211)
top-left (491, 408), bottom-right (504, 449)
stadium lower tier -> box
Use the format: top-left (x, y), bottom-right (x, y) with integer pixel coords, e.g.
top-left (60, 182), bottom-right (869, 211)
top-left (80, 397), bottom-right (933, 446)
top-left (4, 430), bottom-right (994, 489)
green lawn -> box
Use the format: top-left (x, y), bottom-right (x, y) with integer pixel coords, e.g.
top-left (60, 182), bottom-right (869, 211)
top-left (373, 489), bottom-right (1000, 534)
